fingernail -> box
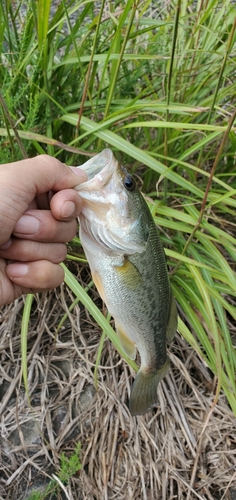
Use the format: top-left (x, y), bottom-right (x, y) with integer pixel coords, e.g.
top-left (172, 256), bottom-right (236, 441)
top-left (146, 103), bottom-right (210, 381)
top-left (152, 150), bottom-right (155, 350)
top-left (14, 215), bottom-right (40, 235)
top-left (70, 167), bottom-right (87, 182)
top-left (7, 263), bottom-right (28, 278)
top-left (0, 239), bottom-right (12, 250)
top-left (61, 201), bottom-right (76, 219)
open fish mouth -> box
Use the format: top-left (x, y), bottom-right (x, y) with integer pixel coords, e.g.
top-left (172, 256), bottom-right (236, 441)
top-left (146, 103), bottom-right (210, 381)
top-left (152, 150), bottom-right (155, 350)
top-left (75, 149), bottom-right (118, 191)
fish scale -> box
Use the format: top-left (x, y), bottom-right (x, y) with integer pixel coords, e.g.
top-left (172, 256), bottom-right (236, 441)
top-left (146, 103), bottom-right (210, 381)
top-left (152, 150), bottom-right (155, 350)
top-left (75, 149), bottom-right (177, 416)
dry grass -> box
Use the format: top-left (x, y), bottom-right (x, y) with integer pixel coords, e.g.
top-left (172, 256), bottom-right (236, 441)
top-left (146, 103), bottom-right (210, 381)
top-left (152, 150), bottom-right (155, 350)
top-left (0, 263), bottom-right (235, 500)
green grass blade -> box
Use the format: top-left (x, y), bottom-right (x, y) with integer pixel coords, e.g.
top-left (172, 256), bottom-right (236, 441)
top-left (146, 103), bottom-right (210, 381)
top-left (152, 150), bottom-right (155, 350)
top-left (37, 0), bottom-right (51, 50)
top-left (21, 294), bottom-right (34, 398)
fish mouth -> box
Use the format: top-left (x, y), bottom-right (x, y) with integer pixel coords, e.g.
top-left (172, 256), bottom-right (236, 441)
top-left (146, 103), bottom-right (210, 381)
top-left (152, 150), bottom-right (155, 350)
top-left (75, 149), bottom-right (118, 191)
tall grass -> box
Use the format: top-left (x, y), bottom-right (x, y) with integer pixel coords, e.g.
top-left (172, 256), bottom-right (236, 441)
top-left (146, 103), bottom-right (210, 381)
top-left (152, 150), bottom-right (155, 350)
top-left (1, 0), bottom-right (235, 413)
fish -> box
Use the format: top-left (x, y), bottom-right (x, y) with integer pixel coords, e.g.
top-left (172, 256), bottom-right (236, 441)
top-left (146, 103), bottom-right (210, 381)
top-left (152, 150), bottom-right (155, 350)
top-left (75, 149), bottom-right (177, 416)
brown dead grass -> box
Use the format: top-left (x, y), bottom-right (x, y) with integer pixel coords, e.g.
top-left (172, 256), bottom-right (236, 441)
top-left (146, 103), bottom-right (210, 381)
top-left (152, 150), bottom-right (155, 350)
top-left (0, 264), bottom-right (235, 500)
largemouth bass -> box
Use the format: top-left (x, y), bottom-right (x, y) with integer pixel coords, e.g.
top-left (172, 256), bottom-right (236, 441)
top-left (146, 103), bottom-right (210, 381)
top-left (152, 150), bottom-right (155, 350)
top-left (75, 149), bottom-right (177, 416)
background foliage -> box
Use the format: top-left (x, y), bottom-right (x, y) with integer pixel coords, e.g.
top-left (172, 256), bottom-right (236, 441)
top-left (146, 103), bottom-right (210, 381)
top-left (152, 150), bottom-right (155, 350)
top-left (0, 0), bottom-right (236, 414)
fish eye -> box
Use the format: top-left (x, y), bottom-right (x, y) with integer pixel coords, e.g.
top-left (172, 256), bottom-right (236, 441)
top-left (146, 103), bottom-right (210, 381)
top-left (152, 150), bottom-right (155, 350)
top-left (123, 174), bottom-right (136, 192)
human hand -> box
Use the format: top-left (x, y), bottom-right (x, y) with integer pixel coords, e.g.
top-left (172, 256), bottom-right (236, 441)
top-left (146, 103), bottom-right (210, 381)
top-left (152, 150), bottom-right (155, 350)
top-left (0, 155), bottom-right (87, 307)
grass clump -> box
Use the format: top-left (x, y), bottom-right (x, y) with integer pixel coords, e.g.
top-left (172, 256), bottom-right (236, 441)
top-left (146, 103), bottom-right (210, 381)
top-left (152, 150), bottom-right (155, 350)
top-left (0, 0), bottom-right (235, 418)
top-left (26, 442), bottom-right (82, 500)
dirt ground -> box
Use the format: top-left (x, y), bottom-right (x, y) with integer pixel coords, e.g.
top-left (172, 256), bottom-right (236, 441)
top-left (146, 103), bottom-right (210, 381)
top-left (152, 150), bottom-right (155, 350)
top-left (0, 262), bottom-right (235, 500)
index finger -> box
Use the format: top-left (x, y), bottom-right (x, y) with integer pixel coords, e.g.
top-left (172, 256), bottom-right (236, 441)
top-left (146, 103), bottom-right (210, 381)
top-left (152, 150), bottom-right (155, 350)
top-left (1, 155), bottom-right (87, 202)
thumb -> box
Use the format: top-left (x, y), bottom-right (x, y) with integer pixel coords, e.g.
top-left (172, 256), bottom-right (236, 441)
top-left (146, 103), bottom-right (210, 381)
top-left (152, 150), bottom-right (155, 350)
top-left (0, 155), bottom-right (87, 245)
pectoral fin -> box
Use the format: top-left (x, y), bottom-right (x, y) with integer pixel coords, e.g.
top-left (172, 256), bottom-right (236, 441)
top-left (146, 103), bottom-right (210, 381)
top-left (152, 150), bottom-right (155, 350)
top-left (116, 324), bottom-right (136, 360)
top-left (114, 257), bottom-right (142, 290)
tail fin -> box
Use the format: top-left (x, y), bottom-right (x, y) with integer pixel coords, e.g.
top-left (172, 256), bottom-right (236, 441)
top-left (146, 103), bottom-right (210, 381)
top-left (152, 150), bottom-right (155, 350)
top-left (129, 359), bottom-right (170, 416)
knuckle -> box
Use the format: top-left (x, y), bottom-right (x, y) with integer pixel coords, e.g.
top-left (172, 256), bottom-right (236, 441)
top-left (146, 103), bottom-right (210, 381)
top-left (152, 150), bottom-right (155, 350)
top-left (37, 154), bottom-right (63, 171)
top-left (32, 261), bottom-right (63, 288)
top-left (54, 244), bottom-right (67, 263)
